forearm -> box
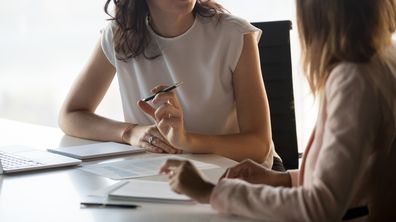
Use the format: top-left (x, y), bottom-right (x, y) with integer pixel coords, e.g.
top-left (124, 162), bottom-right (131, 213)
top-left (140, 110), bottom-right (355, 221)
top-left (210, 179), bottom-right (334, 221)
top-left (59, 110), bottom-right (133, 143)
top-left (183, 132), bottom-right (272, 163)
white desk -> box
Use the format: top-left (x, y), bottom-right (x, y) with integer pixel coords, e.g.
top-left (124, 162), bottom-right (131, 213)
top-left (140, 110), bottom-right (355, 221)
top-left (0, 119), bottom-right (261, 222)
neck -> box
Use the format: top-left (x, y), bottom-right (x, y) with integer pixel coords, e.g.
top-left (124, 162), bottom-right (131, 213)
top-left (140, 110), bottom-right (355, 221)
top-left (149, 12), bottom-right (195, 38)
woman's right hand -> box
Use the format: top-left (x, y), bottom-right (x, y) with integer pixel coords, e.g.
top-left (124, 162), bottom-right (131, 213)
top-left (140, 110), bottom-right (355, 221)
top-left (219, 159), bottom-right (291, 187)
top-left (125, 124), bottom-right (182, 154)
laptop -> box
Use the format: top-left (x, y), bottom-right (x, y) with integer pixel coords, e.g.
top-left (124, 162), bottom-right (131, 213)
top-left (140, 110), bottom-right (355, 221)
top-left (0, 145), bottom-right (81, 174)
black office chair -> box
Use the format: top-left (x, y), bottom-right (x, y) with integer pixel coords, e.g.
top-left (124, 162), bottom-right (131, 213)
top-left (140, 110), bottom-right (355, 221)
top-left (252, 21), bottom-right (299, 170)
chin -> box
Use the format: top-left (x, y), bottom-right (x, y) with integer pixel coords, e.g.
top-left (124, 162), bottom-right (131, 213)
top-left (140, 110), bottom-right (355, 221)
top-left (174, 2), bottom-right (195, 15)
top-left (176, 0), bottom-right (195, 8)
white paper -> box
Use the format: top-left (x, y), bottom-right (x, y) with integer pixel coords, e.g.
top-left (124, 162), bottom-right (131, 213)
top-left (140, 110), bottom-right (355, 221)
top-left (109, 180), bottom-right (193, 203)
top-left (80, 155), bottom-right (219, 180)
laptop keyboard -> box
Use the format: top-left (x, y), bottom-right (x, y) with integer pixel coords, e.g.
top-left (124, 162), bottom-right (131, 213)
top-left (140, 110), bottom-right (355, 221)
top-left (0, 151), bottom-right (44, 170)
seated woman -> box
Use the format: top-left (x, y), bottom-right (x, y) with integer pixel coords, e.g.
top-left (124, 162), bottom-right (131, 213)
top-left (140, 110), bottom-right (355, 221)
top-left (59, 0), bottom-right (277, 167)
top-left (160, 0), bottom-right (396, 221)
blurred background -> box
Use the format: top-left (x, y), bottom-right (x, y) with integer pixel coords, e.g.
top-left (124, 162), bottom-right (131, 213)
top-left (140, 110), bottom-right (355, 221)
top-left (0, 0), bottom-right (317, 152)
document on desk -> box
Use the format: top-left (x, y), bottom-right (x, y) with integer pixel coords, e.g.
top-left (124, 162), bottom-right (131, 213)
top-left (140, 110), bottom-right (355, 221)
top-left (108, 180), bottom-right (193, 204)
top-left (80, 155), bottom-right (219, 180)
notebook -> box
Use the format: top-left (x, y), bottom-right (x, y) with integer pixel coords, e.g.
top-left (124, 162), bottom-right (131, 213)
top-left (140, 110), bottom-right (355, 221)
top-left (108, 180), bottom-right (193, 204)
top-left (47, 142), bottom-right (145, 160)
top-left (0, 145), bottom-right (81, 174)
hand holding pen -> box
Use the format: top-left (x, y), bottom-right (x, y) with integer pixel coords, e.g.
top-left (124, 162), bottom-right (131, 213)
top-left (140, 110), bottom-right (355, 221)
top-left (137, 81), bottom-right (187, 150)
top-left (142, 81), bottom-right (183, 102)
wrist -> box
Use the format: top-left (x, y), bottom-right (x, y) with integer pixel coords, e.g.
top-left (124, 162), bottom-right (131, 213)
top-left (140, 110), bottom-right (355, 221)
top-left (274, 171), bottom-right (292, 187)
top-left (197, 182), bottom-right (215, 204)
top-left (179, 132), bottom-right (194, 151)
top-left (179, 133), bottom-right (211, 153)
top-left (284, 172), bottom-right (292, 187)
top-left (121, 124), bottom-right (136, 144)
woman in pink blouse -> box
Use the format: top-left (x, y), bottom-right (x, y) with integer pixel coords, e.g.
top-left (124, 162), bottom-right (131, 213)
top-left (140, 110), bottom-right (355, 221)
top-left (160, 0), bottom-right (396, 221)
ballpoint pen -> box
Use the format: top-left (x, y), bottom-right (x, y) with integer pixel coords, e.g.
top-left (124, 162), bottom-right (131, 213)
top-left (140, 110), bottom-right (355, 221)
top-left (142, 81), bottom-right (183, 102)
top-left (80, 201), bottom-right (139, 209)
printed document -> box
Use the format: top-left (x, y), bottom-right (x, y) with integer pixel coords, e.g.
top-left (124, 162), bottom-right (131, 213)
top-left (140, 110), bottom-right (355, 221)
top-left (81, 155), bottom-right (219, 180)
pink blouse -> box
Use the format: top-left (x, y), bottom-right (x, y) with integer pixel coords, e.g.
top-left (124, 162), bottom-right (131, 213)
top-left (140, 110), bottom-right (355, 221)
top-left (210, 49), bottom-right (396, 221)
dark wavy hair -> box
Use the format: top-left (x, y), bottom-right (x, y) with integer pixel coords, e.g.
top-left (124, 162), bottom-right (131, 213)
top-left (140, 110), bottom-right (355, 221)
top-left (104, 0), bottom-right (225, 61)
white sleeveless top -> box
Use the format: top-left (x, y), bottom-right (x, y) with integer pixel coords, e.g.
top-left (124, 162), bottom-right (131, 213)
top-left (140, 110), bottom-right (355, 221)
top-left (101, 13), bottom-right (261, 135)
top-left (101, 13), bottom-right (274, 166)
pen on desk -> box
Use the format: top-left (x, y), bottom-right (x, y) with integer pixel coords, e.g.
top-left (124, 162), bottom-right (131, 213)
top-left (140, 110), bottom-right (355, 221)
top-left (142, 81), bottom-right (183, 102)
top-left (80, 202), bottom-right (139, 209)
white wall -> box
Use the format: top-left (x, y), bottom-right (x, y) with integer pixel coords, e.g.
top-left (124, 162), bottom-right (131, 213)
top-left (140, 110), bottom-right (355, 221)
top-left (0, 0), bottom-right (317, 151)
top-left (0, 0), bottom-right (124, 125)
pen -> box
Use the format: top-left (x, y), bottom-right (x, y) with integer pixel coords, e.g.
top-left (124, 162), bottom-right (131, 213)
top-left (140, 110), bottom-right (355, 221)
top-left (142, 81), bottom-right (183, 102)
top-left (80, 201), bottom-right (139, 209)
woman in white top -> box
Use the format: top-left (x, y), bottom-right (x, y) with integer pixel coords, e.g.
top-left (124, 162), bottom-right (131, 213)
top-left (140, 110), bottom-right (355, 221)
top-left (160, 0), bottom-right (396, 221)
top-left (59, 0), bottom-right (275, 166)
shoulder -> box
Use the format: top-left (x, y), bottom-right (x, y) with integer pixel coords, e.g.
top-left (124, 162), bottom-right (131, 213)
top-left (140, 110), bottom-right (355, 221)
top-left (326, 62), bottom-right (369, 88)
top-left (198, 13), bottom-right (260, 35)
top-left (100, 21), bottom-right (119, 65)
top-left (101, 21), bottom-right (117, 36)
top-left (219, 14), bottom-right (257, 33)
top-left (326, 62), bottom-right (375, 101)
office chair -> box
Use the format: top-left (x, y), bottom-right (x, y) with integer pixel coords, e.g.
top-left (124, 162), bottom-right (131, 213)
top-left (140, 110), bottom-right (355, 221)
top-left (252, 21), bottom-right (299, 170)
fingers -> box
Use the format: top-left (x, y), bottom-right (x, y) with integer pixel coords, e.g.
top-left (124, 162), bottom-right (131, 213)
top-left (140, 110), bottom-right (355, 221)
top-left (161, 159), bottom-right (188, 192)
top-left (139, 134), bottom-right (166, 153)
top-left (158, 116), bottom-right (181, 132)
top-left (150, 136), bottom-right (179, 154)
top-left (152, 92), bottom-right (178, 107)
top-left (150, 85), bottom-right (178, 107)
top-left (219, 167), bottom-right (240, 180)
top-left (138, 87), bottom-right (178, 121)
top-left (161, 160), bottom-right (213, 203)
top-left (159, 159), bottom-right (193, 177)
top-left (139, 85), bottom-right (182, 123)
top-left (151, 84), bottom-right (168, 93)
top-left (138, 84), bottom-right (185, 153)
top-left (149, 128), bottom-right (181, 154)
top-left (137, 100), bottom-right (156, 119)
top-left (138, 126), bottom-right (181, 154)
top-left (169, 178), bottom-right (182, 194)
top-left (140, 138), bottom-right (180, 154)
top-left (159, 159), bottom-right (186, 174)
top-left (154, 103), bottom-right (181, 122)
top-left (138, 137), bottom-right (165, 153)
top-left (219, 159), bottom-right (254, 181)
top-left (219, 168), bottom-right (230, 181)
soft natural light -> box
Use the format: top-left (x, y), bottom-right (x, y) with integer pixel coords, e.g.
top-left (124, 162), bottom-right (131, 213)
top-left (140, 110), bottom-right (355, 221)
top-left (0, 0), bottom-right (317, 152)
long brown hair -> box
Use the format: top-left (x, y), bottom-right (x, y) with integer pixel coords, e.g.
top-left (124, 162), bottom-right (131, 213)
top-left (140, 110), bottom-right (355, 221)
top-left (104, 0), bottom-right (225, 61)
top-left (296, 0), bottom-right (396, 95)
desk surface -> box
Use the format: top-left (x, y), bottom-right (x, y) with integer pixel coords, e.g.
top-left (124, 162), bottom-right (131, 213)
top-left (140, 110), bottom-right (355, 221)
top-left (0, 119), bottom-right (260, 222)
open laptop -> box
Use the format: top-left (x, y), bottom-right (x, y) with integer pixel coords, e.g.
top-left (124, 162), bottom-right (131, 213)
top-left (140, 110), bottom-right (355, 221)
top-left (0, 145), bottom-right (81, 174)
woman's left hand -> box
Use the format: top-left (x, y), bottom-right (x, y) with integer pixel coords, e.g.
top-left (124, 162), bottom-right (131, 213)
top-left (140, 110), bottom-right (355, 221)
top-left (138, 84), bottom-right (188, 149)
top-left (159, 159), bottom-right (215, 204)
